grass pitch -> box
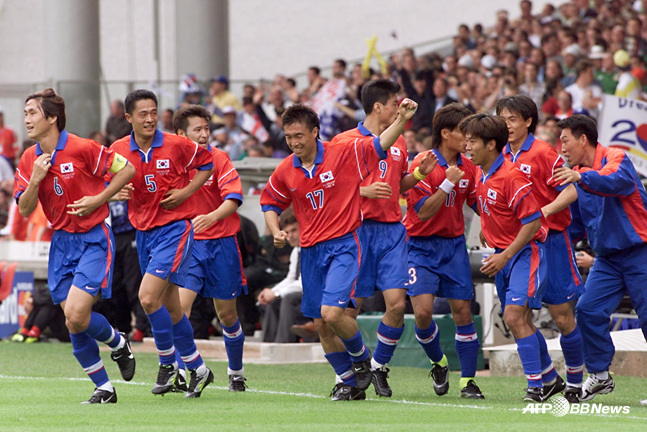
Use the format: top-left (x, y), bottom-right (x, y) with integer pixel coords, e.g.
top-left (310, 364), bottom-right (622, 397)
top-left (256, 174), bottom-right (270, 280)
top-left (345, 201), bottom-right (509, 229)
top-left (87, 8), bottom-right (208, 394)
top-left (0, 342), bottom-right (645, 431)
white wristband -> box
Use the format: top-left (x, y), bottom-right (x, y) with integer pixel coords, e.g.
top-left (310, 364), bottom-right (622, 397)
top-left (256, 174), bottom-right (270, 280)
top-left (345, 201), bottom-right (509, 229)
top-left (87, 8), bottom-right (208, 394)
top-left (439, 178), bottom-right (455, 194)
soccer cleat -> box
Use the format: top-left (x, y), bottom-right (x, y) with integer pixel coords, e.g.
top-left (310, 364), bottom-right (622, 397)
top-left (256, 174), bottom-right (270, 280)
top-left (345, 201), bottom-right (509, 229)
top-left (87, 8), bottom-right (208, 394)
top-left (81, 388), bottom-right (117, 404)
top-left (542, 375), bottom-right (566, 400)
top-left (352, 356), bottom-right (373, 391)
top-left (152, 363), bottom-right (178, 395)
top-left (523, 386), bottom-right (544, 402)
top-left (229, 374), bottom-right (247, 392)
top-left (371, 367), bottom-right (392, 397)
top-left (580, 374), bottom-right (615, 401)
top-left (110, 332), bottom-right (136, 381)
top-left (172, 370), bottom-right (188, 393)
top-left (460, 380), bottom-right (485, 399)
top-left (24, 336), bottom-right (40, 343)
top-left (329, 383), bottom-right (366, 401)
top-left (429, 363), bottom-right (449, 396)
top-left (185, 367), bottom-right (214, 398)
top-left (564, 386), bottom-right (581, 404)
top-left (10, 332), bottom-right (27, 343)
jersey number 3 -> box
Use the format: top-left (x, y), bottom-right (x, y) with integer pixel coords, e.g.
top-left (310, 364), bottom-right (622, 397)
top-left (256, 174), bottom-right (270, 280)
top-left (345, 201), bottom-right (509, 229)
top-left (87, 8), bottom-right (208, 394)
top-left (306, 189), bottom-right (324, 210)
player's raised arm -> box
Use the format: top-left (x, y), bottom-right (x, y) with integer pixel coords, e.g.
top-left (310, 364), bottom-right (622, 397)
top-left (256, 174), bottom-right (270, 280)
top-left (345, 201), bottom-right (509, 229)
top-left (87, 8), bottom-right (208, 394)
top-left (378, 98), bottom-right (417, 151)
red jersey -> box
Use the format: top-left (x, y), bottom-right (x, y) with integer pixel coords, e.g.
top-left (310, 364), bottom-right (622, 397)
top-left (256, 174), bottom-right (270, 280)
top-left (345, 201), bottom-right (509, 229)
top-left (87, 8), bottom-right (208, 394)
top-left (331, 123), bottom-right (409, 223)
top-left (110, 130), bottom-right (213, 231)
top-left (504, 134), bottom-right (571, 231)
top-left (190, 145), bottom-right (242, 240)
top-left (0, 126), bottom-right (17, 161)
top-left (14, 131), bottom-right (121, 233)
top-left (474, 154), bottom-right (547, 249)
top-left (260, 138), bottom-right (387, 247)
top-left (404, 150), bottom-right (477, 238)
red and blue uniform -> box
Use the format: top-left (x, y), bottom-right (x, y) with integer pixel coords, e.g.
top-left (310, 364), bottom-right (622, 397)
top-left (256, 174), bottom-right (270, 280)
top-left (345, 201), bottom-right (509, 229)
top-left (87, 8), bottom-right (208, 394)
top-left (504, 134), bottom-right (582, 305)
top-left (14, 131), bottom-right (123, 303)
top-left (333, 123), bottom-right (409, 298)
top-left (111, 130), bottom-right (213, 286)
top-left (404, 149), bottom-right (478, 300)
top-left (185, 144), bottom-right (247, 299)
top-left (474, 153), bottom-right (547, 311)
top-left (570, 144), bottom-right (647, 373)
top-left (260, 137), bottom-right (387, 318)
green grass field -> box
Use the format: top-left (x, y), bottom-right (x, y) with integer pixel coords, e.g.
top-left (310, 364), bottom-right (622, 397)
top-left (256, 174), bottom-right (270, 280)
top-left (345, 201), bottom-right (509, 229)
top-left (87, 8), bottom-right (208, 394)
top-left (1, 342), bottom-right (645, 431)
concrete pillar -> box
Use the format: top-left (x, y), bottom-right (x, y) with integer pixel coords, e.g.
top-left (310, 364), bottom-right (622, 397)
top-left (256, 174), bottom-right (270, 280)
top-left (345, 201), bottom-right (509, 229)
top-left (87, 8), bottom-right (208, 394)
top-left (175, 0), bottom-right (229, 83)
top-left (45, 0), bottom-right (101, 138)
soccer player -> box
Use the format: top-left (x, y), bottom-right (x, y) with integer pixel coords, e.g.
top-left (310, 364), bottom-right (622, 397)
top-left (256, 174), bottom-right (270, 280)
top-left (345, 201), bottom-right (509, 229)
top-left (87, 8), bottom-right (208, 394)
top-left (496, 95), bottom-right (584, 402)
top-left (14, 88), bottom-right (136, 404)
top-left (329, 79), bottom-right (437, 398)
top-left (111, 90), bottom-right (215, 398)
top-left (404, 103), bottom-right (484, 399)
top-left (261, 99), bottom-right (418, 401)
top-left (552, 114), bottom-right (647, 402)
top-left (172, 104), bottom-right (247, 392)
top-left (461, 113), bottom-right (550, 402)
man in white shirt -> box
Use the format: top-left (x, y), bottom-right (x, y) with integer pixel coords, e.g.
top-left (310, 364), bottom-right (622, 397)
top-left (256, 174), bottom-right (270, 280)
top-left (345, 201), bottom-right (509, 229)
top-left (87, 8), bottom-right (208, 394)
top-left (565, 59), bottom-right (603, 119)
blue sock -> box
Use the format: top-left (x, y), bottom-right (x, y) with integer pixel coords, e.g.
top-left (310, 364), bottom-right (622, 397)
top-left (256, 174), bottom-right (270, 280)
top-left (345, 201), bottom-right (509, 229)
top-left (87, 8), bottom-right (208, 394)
top-left (172, 315), bottom-right (203, 371)
top-left (535, 329), bottom-right (558, 384)
top-left (147, 306), bottom-right (175, 365)
top-left (516, 334), bottom-right (542, 388)
top-left (560, 326), bottom-right (584, 386)
top-left (222, 319), bottom-right (245, 372)
top-left (70, 331), bottom-right (109, 387)
top-left (455, 322), bottom-right (480, 378)
top-left (85, 312), bottom-right (122, 349)
top-left (341, 330), bottom-right (369, 362)
top-left (415, 321), bottom-right (443, 363)
top-left (325, 351), bottom-right (356, 387)
top-left (175, 351), bottom-right (186, 371)
top-left (373, 321), bottom-right (404, 366)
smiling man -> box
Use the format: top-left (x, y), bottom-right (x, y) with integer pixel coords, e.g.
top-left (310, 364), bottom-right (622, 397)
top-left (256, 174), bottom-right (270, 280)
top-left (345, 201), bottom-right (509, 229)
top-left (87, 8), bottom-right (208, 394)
top-left (553, 114), bottom-right (647, 402)
top-left (111, 90), bottom-right (215, 399)
top-left (261, 97), bottom-right (418, 401)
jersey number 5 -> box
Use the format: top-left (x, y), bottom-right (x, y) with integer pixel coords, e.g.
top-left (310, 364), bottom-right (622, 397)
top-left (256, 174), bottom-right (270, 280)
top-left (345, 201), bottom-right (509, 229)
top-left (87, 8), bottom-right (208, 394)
top-left (306, 189), bottom-right (324, 210)
top-left (144, 174), bottom-right (157, 192)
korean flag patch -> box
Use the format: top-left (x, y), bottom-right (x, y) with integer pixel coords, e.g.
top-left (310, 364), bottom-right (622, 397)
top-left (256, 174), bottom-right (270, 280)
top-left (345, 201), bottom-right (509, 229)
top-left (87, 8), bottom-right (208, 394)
top-left (390, 147), bottom-right (401, 156)
top-left (487, 188), bottom-right (497, 200)
top-left (61, 162), bottom-right (74, 173)
top-left (520, 164), bottom-right (531, 175)
top-left (459, 179), bottom-right (469, 188)
top-left (319, 170), bottom-right (334, 183)
top-left (157, 159), bottom-right (170, 170)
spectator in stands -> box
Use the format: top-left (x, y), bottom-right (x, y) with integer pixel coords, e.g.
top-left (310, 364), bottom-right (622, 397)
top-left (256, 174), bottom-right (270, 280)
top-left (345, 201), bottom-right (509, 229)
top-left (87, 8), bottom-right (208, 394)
top-left (592, 49), bottom-right (618, 95)
top-left (208, 75), bottom-right (241, 123)
top-left (159, 109), bottom-right (174, 132)
top-left (221, 106), bottom-right (249, 161)
top-left (104, 100), bottom-right (132, 146)
top-left (614, 49), bottom-right (643, 99)
top-left (0, 106), bottom-right (18, 168)
top-left (565, 59), bottom-right (602, 119)
top-left (555, 90), bottom-right (574, 119)
top-left (519, 61), bottom-right (547, 109)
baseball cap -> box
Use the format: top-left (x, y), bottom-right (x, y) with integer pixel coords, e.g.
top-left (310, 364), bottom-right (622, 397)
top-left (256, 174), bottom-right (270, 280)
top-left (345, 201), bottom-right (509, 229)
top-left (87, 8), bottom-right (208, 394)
top-left (589, 45), bottom-right (606, 60)
top-left (222, 106), bottom-right (237, 115)
top-left (211, 75), bottom-right (229, 86)
top-left (562, 44), bottom-right (582, 57)
top-left (481, 55), bottom-right (497, 70)
top-left (613, 50), bottom-right (631, 68)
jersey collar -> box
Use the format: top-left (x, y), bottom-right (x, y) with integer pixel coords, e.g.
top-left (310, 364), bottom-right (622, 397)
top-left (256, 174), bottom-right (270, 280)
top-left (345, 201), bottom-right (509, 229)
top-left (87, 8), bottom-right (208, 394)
top-left (292, 139), bottom-right (324, 168)
top-left (432, 148), bottom-right (464, 167)
top-left (481, 152), bottom-right (505, 183)
top-left (129, 129), bottom-right (164, 151)
top-left (504, 133), bottom-right (535, 157)
top-left (35, 130), bottom-right (68, 155)
top-left (357, 122), bottom-right (375, 137)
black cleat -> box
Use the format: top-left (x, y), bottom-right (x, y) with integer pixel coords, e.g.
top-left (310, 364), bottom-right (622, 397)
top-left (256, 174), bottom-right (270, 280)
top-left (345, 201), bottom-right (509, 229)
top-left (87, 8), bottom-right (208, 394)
top-left (564, 386), bottom-right (581, 404)
top-left (429, 363), bottom-right (449, 396)
top-left (152, 363), bottom-right (178, 395)
top-left (110, 332), bottom-right (136, 381)
top-left (229, 374), bottom-right (247, 392)
top-left (371, 367), bottom-right (392, 397)
top-left (523, 386), bottom-right (544, 402)
top-left (329, 383), bottom-right (366, 401)
top-left (172, 370), bottom-right (188, 393)
top-left (542, 375), bottom-right (566, 401)
top-left (352, 356), bottom-right (373, 391)
top-left (81, 388), bottom-right (117, 404)
top-left (460, 379), bottom-right (485, 399)
top-left (185, 367), bottom-right (214, 398)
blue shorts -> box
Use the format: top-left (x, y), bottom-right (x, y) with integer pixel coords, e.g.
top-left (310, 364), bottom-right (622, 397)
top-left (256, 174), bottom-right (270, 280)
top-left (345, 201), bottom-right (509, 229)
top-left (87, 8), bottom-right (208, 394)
top-left (494, 240), bottom-right (547, 313)
top-left (300, 232), bottom-right (360, 319)
top-left (48, 223), bottom-right (115, 305)
top-left (355, 220), bottom-right (408, 298)
top-left (184, 236), bottom-right (248, 300)
top-left (136, 219), bottom-right (194, 287)
top-left (542, 230), bottom-right (584, 305)
top-left (406, 235), bottom-right (474, 300)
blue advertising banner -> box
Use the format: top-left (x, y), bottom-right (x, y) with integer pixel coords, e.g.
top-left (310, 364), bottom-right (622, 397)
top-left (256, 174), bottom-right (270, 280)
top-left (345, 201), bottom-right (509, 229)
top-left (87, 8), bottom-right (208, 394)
top-left (0, 272), bottom-right (35, 339)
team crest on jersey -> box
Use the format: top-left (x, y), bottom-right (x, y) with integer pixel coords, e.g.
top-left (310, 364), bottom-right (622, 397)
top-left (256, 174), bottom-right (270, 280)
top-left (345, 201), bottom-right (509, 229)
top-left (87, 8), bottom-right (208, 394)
top-left (459, 179), bottom-right (469, 188)
top-left (157, 159), bottom-right (170, 170)
top-left (61, 162), bottom-right (74, 173)
top-left (487, 188), bottom-right (497, 201)
top-left (319, 170), bottom-right (335, 188)
top-left (390, 147), bottom-right (402, 161)
top-left (520, 164), bottom-right (531, 175)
